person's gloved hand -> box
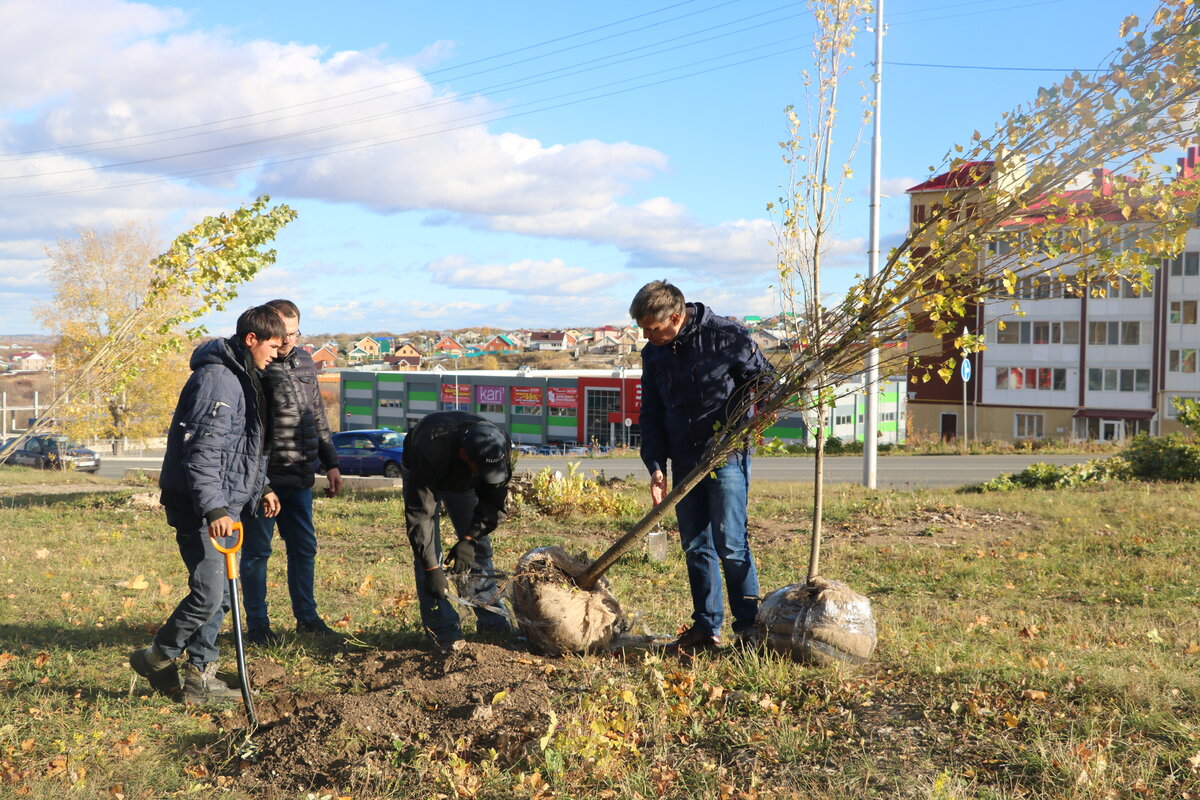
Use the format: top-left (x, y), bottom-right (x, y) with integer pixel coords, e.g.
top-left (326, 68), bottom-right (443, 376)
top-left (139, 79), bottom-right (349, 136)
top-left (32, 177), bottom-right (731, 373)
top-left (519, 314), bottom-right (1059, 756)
top-left (445, 537), bottom-right (477, 574)
top-left (423, 566), bottom-right (450, 599)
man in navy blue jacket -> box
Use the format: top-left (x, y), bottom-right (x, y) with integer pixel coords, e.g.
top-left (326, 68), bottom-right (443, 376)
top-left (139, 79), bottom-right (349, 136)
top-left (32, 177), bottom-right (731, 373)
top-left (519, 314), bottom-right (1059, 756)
top-left (632, 280), bottom-right (770, 654)
top-left (130, 306), bottom-right (285, 703)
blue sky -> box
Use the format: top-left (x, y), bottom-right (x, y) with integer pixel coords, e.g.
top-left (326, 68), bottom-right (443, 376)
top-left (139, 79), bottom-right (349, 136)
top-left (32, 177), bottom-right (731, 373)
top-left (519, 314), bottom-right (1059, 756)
top-left (0, 0), bottom-right (1164, 336)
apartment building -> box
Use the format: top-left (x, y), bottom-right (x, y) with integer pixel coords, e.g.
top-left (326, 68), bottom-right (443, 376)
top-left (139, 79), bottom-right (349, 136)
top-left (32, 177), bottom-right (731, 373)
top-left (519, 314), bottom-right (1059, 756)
top-left (906, 146), bottom-right (1200, 443)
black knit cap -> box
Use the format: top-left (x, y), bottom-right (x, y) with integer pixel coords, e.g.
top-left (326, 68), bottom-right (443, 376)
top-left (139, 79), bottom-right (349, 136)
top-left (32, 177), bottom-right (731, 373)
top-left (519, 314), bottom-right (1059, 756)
top-left (461, 423), bottom-right (510, 484)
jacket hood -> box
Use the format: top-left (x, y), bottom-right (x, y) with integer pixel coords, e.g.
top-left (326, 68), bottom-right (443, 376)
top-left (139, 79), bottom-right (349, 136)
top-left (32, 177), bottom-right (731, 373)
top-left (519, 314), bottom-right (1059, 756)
top-left (189, 337), bottom-right (249, 375)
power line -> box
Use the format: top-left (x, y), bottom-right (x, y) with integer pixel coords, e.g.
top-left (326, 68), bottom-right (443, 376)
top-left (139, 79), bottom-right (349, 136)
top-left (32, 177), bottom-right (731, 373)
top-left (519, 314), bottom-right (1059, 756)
top-left (0, 0), bottom-right (760, 160)
top-left (886, 61), bottom-right (1104, 73)
top-left (1, 5), bottom-right (809, 178)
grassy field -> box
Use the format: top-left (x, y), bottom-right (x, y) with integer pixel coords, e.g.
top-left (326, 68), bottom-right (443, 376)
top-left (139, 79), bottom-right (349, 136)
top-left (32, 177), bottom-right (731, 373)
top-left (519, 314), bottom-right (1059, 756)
top-left (1, 464), bottom-right (1199, 799)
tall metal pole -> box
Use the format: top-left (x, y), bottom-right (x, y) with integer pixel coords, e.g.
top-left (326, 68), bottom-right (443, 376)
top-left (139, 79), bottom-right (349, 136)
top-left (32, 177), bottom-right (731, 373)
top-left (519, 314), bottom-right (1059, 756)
top-left (862, 0), bottom-right (884, 488)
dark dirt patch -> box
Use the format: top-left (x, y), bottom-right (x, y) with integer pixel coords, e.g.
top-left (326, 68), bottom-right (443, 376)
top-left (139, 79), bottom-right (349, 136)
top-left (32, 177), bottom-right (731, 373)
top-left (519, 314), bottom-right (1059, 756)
top-left (836, 504), bottom-right (1040, 548)
top-left (747, 504), bottom-right (1040, 550)
top-left (229, 643), bottom-right (574, 797)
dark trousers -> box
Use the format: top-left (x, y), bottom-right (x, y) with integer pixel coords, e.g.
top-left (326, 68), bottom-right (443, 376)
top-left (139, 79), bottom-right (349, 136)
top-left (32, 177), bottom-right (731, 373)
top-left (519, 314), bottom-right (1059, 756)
top-left (410, 490), bottom-right (508, 644)
top-left (153, 506), bottom-right (235, 668)
top-left (240, 486), bottom-right (320, 630)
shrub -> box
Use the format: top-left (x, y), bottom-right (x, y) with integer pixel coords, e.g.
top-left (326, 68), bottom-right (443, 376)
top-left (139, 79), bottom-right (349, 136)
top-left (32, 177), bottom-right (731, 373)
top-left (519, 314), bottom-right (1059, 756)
top-left (973, 457), bottom-right (1132, 492)
top-left (1120, 433), bottom-right (1200, 481)
top-left (514, 463), bottom-right (639, 518)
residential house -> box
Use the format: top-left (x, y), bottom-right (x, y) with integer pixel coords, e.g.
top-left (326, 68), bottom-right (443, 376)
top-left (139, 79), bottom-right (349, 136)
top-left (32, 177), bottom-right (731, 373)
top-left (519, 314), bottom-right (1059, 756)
top-left (374, 337), bottom-right (394, 356)
top-left (751, 329), bottom-right (789, 352)
top-left (311, 344), bottom-right (339, 370)
top-left (12, 351), bottom-right (50, 371)
top-left (353, 336), bottom-right (382, 360)
top-left (384, 354), bottom-right (422, 370)
top-left (433, 336), bottom-right (465, 355)
top-left (483, 334), bottom-right (520, 353)
top-left (529, 330), bottom-right (578, 351)
top-left (394, 342), bottom-right (422, 359)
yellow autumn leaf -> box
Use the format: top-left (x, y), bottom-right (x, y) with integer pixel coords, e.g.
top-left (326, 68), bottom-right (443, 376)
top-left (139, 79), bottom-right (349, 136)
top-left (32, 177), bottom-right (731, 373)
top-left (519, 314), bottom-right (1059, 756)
top-left (491, 690), bottom-right (508, 705)
top-left (127, 575), bottom-right (149, 591)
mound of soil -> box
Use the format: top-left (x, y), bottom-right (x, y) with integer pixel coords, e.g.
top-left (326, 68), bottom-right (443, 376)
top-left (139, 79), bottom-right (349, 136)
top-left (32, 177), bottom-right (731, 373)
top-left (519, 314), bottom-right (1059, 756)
top-left (232, 643), bottom-right (573, 797)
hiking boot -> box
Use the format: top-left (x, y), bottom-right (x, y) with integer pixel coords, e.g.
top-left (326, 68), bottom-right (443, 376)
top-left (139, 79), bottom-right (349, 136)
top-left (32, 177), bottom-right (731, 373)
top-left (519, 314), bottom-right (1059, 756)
top-left (729, 627), bottom-right (758, 652)
top-left (297, 618), bottom-right (343, 640)
top-left (182, 662), bottom-right (241, 705)
top-left (245, 626), bottom-right (283, 646)
top-left (665, 626), bottom-right (722, 655)
top-left (129, 645), bottom-right (181, 699)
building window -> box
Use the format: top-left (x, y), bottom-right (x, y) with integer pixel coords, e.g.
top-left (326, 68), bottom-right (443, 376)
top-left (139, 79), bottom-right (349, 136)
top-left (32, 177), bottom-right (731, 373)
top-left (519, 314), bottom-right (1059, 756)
top-left (1169, 252), bottom-right (1200, 275)
top-left (548, 407), bottom-right (575, 417)
top-left (1088, 367), bottom-right (1152, 389)
top-left (1168, 349), bottom-right (1198, 373)
top-left (1170, 300), bottom-right (1198, 324)
top-left (1167, 395), bottom-right (1200, 418)
top-left (995, 367), bottom-right (1066, 390)
top-left (477, 403), bottom-right (504, 414)
top-left (512, 405), bottom-right (542, 416)
top-left (1088, 321), bottom-right (1141, 345)
top-left (912, 204), bottom-right (927, 224)
top-left (881, 412), bottom-right (896, 422)
top-left (834, 414), bottom-right (852, 426)
top-left (1014, 413), bottom-right (1044, 439)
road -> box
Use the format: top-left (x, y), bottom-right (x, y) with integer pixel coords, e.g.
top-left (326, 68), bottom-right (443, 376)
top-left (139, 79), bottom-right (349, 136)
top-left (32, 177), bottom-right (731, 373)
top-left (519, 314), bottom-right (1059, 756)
top-left (102, 452), bottom-right (1098, 489)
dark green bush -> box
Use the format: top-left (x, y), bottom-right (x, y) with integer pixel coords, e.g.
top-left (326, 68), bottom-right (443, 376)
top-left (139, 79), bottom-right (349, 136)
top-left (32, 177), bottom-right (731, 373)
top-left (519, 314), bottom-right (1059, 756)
top-left (1120, 433), bottom-right (1200, 481)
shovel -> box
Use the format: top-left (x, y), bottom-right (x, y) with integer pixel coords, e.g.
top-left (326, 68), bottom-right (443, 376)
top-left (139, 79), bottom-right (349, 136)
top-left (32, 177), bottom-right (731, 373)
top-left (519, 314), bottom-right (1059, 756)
top-left (212, 521), bottom-right (258, 727)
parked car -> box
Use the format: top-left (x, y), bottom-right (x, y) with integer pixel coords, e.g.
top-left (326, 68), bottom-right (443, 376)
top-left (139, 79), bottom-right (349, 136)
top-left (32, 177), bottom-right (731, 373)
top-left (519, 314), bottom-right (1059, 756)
top-left (514, 444), bottom-right (539, 455)
top-left (331, 429), bottom-right (405, 478)
top-left (0, 434), bottom-right (102, 473)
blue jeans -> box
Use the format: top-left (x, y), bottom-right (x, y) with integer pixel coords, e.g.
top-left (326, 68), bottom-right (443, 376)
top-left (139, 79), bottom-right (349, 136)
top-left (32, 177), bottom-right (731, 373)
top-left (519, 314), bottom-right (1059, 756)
top-left (240, 486), bottom-right (320, 631)
top-left (672, 453), bottom-right (759, 636)
top-left (410, 489), bottom-right (508, 644)
top-left (153, 506), bottom-right (236, 668)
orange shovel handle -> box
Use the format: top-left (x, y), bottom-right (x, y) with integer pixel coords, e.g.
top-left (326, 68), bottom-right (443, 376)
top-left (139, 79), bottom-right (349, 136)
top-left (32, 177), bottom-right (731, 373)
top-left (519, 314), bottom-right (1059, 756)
top-left (211, 521), bottom-right (243, 579)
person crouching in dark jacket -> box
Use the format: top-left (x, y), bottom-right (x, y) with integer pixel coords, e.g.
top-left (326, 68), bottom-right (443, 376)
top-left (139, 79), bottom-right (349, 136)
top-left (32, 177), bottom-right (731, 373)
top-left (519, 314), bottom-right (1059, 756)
top-left (402, 410), bottom-right (513, 650)
top-left (129, 306), bottom-right (285, 704)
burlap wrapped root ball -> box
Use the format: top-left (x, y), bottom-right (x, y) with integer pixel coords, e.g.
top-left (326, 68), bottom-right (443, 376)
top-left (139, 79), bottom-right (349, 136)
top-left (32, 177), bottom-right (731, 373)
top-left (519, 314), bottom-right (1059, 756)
top-left (510, 546), bottom-right (627, 656)
top-left (754, 576), bottom-right (877, 665)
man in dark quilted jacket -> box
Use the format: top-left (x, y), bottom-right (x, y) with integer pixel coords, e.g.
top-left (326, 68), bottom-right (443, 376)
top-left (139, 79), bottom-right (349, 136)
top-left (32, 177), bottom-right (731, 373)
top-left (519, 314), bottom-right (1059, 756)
top-left (240, 299), bottom-right (343, 646)
top-left (632, 280), bottom-right (771, 655)
top-left (129, 305), bottom-right (285, 703)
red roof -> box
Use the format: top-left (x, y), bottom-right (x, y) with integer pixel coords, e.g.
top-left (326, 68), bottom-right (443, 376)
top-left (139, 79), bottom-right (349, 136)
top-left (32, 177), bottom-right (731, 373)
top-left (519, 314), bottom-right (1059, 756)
top-left (907, 161), bottom-right (994, 193)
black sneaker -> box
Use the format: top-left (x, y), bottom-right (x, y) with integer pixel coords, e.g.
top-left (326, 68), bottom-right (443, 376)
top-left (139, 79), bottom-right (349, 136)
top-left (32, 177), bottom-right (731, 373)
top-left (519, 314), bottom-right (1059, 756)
top-left (245, 626), bottom-right (283, 646)
top-left (297, 618), bottom-right (342, 639)
top-left (665, 626), bottom-right (722, 655)
top-left (129, 646), bottom-right (182, 699)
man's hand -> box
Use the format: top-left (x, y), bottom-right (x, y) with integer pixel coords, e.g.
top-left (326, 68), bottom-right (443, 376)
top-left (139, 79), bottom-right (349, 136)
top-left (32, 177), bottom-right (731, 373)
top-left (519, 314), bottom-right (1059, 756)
top-left (261, 492), bottom-right (281, 517)
top-left (208, 515), bottom-right (234, 539)
top-left (324, 467), bottom-right (343, 498)
top-left (445, 537), bottom-right (477, 574)
top-left (423, 566), bottom-right (450, 599)
top-left (650, 470), bottom-right (668, 506)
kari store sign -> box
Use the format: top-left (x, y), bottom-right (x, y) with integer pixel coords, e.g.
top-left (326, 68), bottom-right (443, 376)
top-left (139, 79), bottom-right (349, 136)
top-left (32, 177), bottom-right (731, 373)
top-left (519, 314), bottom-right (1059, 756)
top-left (475, 385), bottom-right (505, 405)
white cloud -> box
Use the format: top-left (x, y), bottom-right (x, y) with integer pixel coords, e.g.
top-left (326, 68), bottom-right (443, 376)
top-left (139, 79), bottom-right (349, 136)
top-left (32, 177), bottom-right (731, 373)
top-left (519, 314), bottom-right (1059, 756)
top-left (878, 176), bottom-right (919, 198)
top-left (427, 255), bottom-right (627, 295)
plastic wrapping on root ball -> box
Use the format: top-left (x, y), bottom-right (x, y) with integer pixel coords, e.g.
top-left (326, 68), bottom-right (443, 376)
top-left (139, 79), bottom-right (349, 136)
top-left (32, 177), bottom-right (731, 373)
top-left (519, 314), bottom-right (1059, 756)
top-left (754, 577), bottom-right (877, 665)
top-left (510, 546), bottom-right (627, 656)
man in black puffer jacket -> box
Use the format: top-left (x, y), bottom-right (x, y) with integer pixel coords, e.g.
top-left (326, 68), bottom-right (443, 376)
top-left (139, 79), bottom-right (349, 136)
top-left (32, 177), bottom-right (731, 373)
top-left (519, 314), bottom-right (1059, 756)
top-left (402, 410), bottom-right (513, 650)
top-left (241, 299), bottom-right (343, 645)
top-left (130, 305), bottom-right (285, 704)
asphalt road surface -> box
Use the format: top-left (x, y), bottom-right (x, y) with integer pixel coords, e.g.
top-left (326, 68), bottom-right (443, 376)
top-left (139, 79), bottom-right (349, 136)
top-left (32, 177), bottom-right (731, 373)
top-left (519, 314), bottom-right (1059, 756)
top-left (102, 452), bottom-right (1098, 489)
